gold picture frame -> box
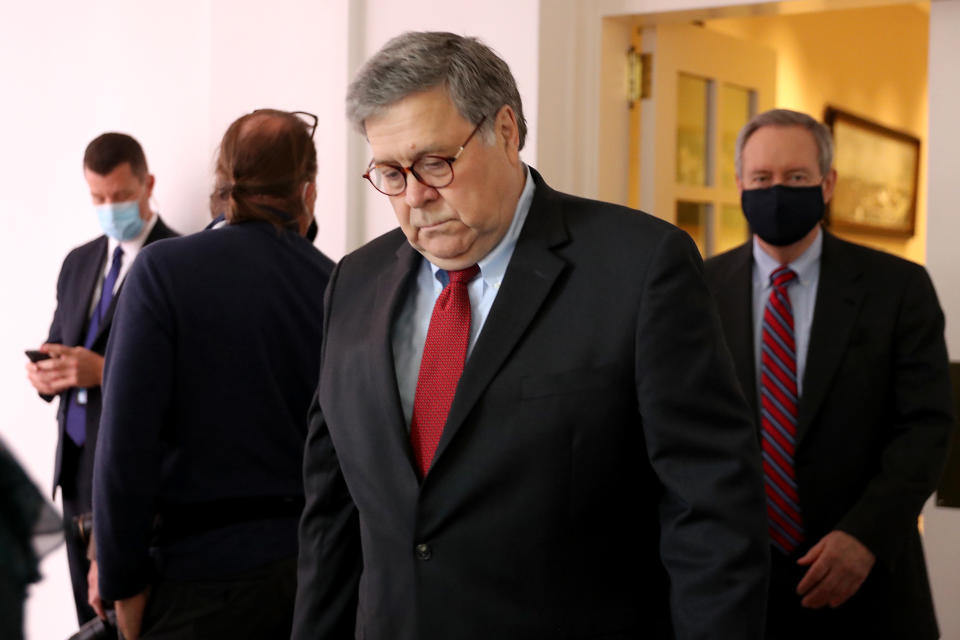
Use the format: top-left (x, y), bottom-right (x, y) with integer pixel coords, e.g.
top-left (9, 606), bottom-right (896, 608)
top-left (824, 106), bottom-right (920, 237)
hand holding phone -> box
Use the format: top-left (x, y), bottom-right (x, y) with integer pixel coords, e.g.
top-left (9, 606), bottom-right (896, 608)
top-left (25, 349), bottom-right (51, 363)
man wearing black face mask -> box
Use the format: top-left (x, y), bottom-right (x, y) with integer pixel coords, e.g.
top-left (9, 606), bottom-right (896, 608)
top-left (705, 108), bottom-right (954, 640)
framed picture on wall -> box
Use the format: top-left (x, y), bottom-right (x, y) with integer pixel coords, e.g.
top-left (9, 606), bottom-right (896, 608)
top-left (823, 106), bottom-right (920, 237)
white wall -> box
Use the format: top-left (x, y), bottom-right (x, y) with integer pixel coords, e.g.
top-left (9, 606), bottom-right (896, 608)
top-left (209, 0), bottom-right (354, 259)
top-left (0, 2), bottom-right (353, 637)
top-left (922, 2), bottom-right (960, 640)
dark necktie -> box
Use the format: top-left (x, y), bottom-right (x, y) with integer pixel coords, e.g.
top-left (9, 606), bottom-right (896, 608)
top-left (64, 246), bottom-right (124, 446)
top-left (760, 265), bottom-right (804, 554)
top-left (409, 265), bottom-right (479, 477)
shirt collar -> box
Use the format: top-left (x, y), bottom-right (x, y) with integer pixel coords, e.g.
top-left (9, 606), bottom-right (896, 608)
top-left (753, 226), bottom-right (822, 287)
top-left (430, 164), bottom-right (535, 287)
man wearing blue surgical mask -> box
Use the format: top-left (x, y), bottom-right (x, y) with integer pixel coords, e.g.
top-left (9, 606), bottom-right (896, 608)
top-left (25, 132), bottom-right (177, 627)
top-left (705, 109), bottom-right (953, 639)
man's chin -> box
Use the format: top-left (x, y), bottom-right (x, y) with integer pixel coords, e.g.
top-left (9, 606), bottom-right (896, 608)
top-left (415, 244), bottom-right (479, 271)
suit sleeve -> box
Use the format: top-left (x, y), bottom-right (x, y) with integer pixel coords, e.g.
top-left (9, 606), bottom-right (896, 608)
top-left (635, 227), bottom-right (769, 640)
top-left (836, 264), bottom-right (954, 567)
top-left (93, 251), bottom-right (172, 601)
top-left (291, 261), bottom-right (361, 640)
top-left (38, 253), bottom-right (72, 404)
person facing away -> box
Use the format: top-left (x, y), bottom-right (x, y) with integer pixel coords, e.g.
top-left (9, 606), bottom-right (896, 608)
top-left (703, 108), bottom-right (955, 639)
top-left (292, 30), bottom-right (770, 640)
top-left (24, 132), bottom-right (178, 626)
top-left (93, 109), bottom-right (334, 640)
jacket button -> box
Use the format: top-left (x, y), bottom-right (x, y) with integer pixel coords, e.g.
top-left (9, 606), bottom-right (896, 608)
top-left (415, 543), bottom-right (432, 560)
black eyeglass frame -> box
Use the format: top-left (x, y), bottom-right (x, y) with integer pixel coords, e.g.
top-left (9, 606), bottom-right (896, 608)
top-left (252, 108), bottom-right (318, 139)
top-left (290, 111), bottom-right (318, 139)
top-left (362, 115), bottom-right (487, 196)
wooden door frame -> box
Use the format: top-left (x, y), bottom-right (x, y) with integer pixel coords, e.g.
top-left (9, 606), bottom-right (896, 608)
top-left (536, 0), bottom-right (920, 202)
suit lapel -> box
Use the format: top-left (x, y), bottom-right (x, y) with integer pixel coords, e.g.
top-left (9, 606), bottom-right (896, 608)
top-left (715, 244), bottom-right (758, 421)
top-left (430, 171), bottom-right (568, 473)
top-left (797, 232), bottom-right (864, 444)
top-left (64, 238), bottom-right (108, 348)
top-left (373, 241), bottom-right (424, 477)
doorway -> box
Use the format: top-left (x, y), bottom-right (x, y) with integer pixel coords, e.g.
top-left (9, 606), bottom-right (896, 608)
top-left (591, 2), bottom-right (929, 262)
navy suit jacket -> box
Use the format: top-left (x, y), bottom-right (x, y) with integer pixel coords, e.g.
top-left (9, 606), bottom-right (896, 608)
top-left (293, 170), bottom-right (770, 640)
top-left (704, 231), bottom-right (954, 638)
top-left (43, 217), bottom-right (178, 497)
top-left (94, 221), bottom-right (334, 601)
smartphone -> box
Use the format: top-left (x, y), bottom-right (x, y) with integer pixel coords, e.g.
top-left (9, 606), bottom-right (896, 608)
top-left (25, 349), bottom-right (51, 363)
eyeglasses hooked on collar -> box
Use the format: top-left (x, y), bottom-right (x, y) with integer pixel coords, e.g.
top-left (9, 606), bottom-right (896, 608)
top-left (363, 115), bottom-right (487, 196)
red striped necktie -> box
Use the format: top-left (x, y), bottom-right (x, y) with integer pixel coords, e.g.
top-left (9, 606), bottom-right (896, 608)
top-left (760, 265), bottom-right (804, 554)
top-left (410, 264), bottom-right (480, 477)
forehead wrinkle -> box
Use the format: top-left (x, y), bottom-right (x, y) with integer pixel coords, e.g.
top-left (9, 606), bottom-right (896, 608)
top-left (372, 141), bottom-right (449, 166)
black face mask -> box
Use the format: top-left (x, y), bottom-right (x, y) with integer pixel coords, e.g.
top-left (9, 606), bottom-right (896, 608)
top-left (306, 218), bottom-right (318, 242)
top-left (741, 184), bottom-right (825, 246)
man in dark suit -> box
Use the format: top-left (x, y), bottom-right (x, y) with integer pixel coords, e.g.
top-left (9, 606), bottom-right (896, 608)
top-left (293, 31), bottom-right (768, 640)
top-left (25, 133), bottom-right (177, 625)
top-left (704, 108), bottom-right (954, 639)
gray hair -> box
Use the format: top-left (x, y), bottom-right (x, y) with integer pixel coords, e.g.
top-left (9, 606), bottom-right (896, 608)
top-left (735, 108), bottom-right (834, 178)
top-left (346, 31), bottom-right (527, 150)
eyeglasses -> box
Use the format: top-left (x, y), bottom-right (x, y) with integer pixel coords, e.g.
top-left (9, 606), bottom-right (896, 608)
top-left (252, 109), bottom-right (318, 139)
top-left (291, 111), bottom-right (318, 139)
top-left (363, 116), bottom-right (486, 196)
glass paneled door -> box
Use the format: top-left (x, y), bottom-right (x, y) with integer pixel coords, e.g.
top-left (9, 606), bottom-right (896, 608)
top-left (631, 23), bottom-right (775, 257)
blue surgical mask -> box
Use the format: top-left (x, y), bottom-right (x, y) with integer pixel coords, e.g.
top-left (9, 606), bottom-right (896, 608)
top-left (96, 200), bottom-right (145, 240)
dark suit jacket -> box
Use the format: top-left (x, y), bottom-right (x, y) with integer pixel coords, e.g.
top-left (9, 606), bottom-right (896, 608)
top-left (704, 231), bottom-right (954, 638)
top-left (293, 170), bottom-right (769, 640)
top-left (43, 217), bottom-right (177, 497)
top-left (94, 221), bottom-right (334, 601)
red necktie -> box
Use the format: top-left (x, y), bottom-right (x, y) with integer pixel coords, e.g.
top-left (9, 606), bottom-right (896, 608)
top-left (410, 265), bottom-right (479, 477)
top-left (760, 265), bottom-right (804, 554)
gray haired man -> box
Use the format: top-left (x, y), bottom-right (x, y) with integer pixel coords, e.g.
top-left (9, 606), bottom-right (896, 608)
top-left (293, 31), bottom-right (769, 639)
top-left (705, 108), bottom-right (953, 639)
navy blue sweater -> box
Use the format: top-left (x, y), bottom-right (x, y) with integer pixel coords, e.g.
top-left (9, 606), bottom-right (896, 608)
top-left (94, 221), bottom-right (334, 601)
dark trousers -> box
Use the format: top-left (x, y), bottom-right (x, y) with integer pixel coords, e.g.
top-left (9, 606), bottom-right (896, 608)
top-left (60, 438), bottom-right (97, 626)
top-left (0, 576), bottom-right (25, 640)
top-left (140, 555), bottom-right (297, 639)
top-left (767, 547), bottom-right (900, 639)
